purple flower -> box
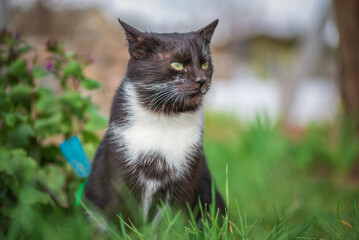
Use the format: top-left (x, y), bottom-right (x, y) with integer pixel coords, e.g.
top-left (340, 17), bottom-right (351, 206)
top-left (13, 32), bottom-right (19, 39)
top-left (86, 54), bottom-right (94, 64)
top-left (45, 61), bottom-right (53, 71)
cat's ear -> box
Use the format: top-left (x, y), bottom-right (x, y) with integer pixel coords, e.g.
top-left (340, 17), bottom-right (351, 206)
top-left (118, 18), bottom-right (146, 59)
top-left (118, 18), bottom-right (144, 44)
top-left (196, 19), bottom-right (219, 44)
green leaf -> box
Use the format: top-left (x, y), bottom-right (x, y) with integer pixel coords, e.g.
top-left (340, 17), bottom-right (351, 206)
top-left (8, 85), bottom-right (32, 106)
top-left (34, 113), bottom-right (63, 138)
top-left (7, 58), bottom-right (30, 85)
top-left (59, 116), bottom-right (73, 137)
top-left (3, 33), bottom-right (16, 47)
top-left (37, 165), bottom-right (68, 207)
top-left (84, 106), bottom-right (108, 131)
top-left (15, 112), bottom-right (28, 122)
top-left (41, 145), bottom-right (62, 161)
top-left (33, 66), bottom-right (50, 78)
top-left (3, 112), bottom-right (27, 128)
top-left (8, 58), bottom-right (26, 73)
top-left (81, 78), bottom-right (102, 90)
top-left (0, 148), bottom-right (36, 179)
top-left (18, 45), bottom-right (33, 55)
top-left (0, 149), bottom-right (17, 176)
top-left (1, 204), bottom-right (14, 218)
top-left (18, 186), bottom-right (52, 205)
top-left (63, 60), bottom-right (82, 79)
top-left (82, 130), bottom-right (100, 143)
top-left (0, 89), bottom-right (10, 111)
top-left (59, 92), bottom-right (84, 117)
top-left (35, 87), bottom-right (58, 112)
top-left (4, 113), bottom-right (16, 127)
top-left (7, 124), bottom-right (35, 148)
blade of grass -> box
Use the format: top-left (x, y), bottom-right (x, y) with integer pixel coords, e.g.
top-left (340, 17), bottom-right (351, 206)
top-left (162, 211), bottom-right (182, 239)
top-left (76, 194), bottom-right (122, 239)
top-left (225, 164), bottom-right (229, 211)
top-left (118, 213), bottom-right (127, 239)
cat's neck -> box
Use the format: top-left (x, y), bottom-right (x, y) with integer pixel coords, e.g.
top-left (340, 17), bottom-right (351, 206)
top-left (121, 80), bottom-right (204, 126)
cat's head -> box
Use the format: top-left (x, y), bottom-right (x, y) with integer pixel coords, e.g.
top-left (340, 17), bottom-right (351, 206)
top-left (118, 19), bottom-right (218, 114)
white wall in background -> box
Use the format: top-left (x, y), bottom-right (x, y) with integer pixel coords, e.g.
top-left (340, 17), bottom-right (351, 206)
top-left (207, 78), bottom-right (340, 126)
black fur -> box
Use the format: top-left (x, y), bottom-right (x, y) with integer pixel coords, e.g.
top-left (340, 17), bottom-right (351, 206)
top-left (84, 19), bottom-right (225, 224)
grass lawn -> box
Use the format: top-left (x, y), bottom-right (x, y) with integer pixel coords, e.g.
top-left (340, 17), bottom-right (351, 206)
top-left (203, 112), bottom-right (359, 239)
top-left (4, 112), bottom-right (359, 239)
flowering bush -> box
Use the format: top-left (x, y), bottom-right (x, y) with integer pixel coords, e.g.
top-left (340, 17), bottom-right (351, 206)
top-left (0, 29), bottom-right (107, 238)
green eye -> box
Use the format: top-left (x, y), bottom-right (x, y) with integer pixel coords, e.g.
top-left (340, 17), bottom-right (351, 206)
top-left (171, 62), bottom-right (183, 71)
top-left (202, 61), bottom-right (209, 69)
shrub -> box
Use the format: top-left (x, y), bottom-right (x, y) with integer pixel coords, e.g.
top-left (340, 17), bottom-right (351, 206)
top-left (0, 29), bottom-right (107, 238)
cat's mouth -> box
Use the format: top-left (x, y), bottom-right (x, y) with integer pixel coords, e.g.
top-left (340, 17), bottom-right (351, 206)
top-left (200, 86), bottom-right (209, 95)
top-left (188, 90), bottom-right (204, 99)
top-left (188, 92), bottom-right (202, 99)
top-left (186, 85), bottom-right (209, 95)
top-left (185, 87), bottom-right (209, 106)
top-left (186, 93), bottom-right (202, 106)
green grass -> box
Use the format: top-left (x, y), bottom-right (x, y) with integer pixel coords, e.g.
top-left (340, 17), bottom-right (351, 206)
top-left (203, 112), bottom-right (359, 239)
top-left (4, 112), bottom-right (359, 239)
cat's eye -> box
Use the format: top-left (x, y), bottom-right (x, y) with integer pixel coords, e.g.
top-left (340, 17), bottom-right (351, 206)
top-left (202, 62), bottom-right (209, 70)
top-left (171, 62), bottom-right (183, 71)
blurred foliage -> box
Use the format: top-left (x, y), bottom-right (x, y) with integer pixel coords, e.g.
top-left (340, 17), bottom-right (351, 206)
top-left (0, 30), bottom-right (107, 238)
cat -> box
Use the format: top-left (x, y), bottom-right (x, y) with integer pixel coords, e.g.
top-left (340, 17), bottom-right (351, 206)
top-left (84, 18), bottom-right (225, 225)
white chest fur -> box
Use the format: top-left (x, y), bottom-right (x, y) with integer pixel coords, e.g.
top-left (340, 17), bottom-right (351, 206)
top-left (111, 82), bottom-right (203, 174)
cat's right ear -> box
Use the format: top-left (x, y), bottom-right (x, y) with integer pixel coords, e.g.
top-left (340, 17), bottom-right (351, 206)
top-left (118, 18), bottom-right (145, 59)
top-left (196, 19), bottom-right (219, 44)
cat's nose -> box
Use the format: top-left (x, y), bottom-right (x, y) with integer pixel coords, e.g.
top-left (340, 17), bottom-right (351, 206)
top-left (195, 78), bottom-right (206, 87)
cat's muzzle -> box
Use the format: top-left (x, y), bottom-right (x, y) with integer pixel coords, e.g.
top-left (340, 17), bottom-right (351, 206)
top-left (200, 86), bottom-right (208, 94)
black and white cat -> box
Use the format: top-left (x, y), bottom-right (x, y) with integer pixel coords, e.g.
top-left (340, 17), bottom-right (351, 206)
top-left (84, 18), bottom-right (225, 224)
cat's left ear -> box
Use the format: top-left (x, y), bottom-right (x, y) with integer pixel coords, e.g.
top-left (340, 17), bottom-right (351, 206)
top-left (196, 19), bottom-right (219, 44)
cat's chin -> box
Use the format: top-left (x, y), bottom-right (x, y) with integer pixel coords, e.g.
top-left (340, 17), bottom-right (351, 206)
top-left (184, 93), bottom-right (204, 109)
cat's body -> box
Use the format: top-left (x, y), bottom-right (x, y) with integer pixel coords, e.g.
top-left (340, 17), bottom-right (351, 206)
top-left (84, 19), bottom-right (225, 224)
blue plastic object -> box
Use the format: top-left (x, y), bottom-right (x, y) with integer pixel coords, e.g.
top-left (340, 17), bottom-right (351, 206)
top-left (59, 136), bottom-right (92, 178)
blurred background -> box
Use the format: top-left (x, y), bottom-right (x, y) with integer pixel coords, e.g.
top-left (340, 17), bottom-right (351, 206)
top-left (2, 0), bottom-right (341, 125)
top-left (1, 0), bottom-right (359, 239)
